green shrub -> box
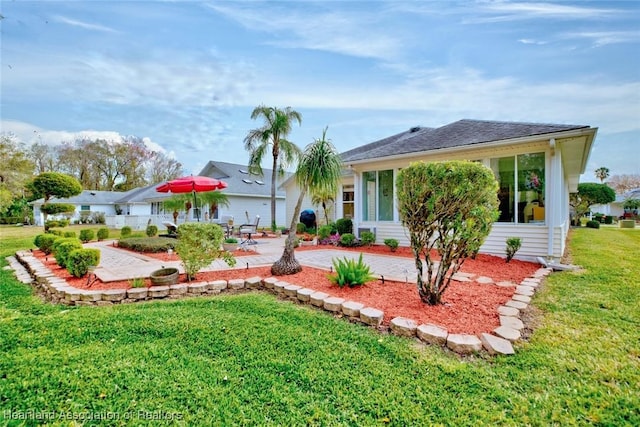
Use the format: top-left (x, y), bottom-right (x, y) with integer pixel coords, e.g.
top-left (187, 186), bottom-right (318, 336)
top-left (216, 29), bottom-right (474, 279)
top-left (360, 231), bottom-right (376, 247)
top-left (146, 224), bottom-right (158, 237)
top-left (97, 227), bottom-right (109, 241)
top-left (339, 233), bottom-right (358, 247)
top-left (117, 237), bottom-right (176, 253)
top-left (384, 238), bottom-right (399, 252)
top-left (129, 277), bottom-right (146, 288)
top-left (67, 248), bottom-right (101, 278)
top-left (604, 215), bottom-right (613, 225)
top-left (63, 231), bottom-right (76, 238)
top-left (318, 225), bottom-right (333, 240)
top-left (306, 227), bottom-right (317, 235)
top-left (296, 223), bottom-right (307, 234)
top-left (224, 237), bottom-right (238, 244)
top-left (121, 226), bottom-right (132, 238)
top-left (335, 218), bottom-right (353, 235)
top-left (44, 220), bottom-right (58, 231)
top-left (48, 229), bottom-right (63, 236)
top-left (34, 234), bottom-right (58, 255)
top-left (53, 238), bottom-right (83, 268)
top-left (586, 220), bottom-right (600, 229)
top-left (329, 253), bottom-right (375, 288)
top-left (79, 229), bottom-right (95, 243)
top-left (505, 237), bottom-right (522, 263)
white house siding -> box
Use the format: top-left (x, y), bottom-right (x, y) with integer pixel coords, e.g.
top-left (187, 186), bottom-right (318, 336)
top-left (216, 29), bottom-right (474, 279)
top-left (219, 195), bottom-right (285, 229)
top-left (340, 140), bottom-right (571, 261)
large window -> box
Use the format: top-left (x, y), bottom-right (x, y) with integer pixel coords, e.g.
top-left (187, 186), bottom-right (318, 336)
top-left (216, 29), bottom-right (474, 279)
top-left (491, 153), bottom-right (545, 224)
top-left (362, 170), bottom-right (394, 221)
top-left (342, 185), bottom-right (354, 219)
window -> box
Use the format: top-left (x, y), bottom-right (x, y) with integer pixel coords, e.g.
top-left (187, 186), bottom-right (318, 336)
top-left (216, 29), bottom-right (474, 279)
top-left (151, 202), bottom-right (165, 215)
top-left (80, 205), bottom-right (90, 211)
top-left (362, 170), bottom-right (394, 221)
top-left (491, 153), bottom-right (545, 224)
top-left (342, 185), bottom-right (354, 219)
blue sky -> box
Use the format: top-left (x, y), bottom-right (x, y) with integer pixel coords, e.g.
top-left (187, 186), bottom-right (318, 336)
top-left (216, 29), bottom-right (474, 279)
top-left (2, 1), bottom-right (639, 181)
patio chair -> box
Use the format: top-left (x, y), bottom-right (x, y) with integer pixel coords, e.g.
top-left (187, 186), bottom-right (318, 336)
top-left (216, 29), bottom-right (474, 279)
top-left (218, 215), bottom-right (234, 238)
top-left (239, 215), bottom-right (260, 245)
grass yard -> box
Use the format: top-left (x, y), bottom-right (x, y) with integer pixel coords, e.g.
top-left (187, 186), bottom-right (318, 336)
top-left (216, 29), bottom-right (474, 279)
top-left (0, 225), bottom-right (638, 425)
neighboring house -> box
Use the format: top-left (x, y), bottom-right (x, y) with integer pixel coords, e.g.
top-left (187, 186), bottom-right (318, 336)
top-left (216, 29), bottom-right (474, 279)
top-left (591, 188), bottom-right (640, 218)
top-left (284, 119), bottom-right (597, 261)
top-left (31, 161), bottom-right (288, 231)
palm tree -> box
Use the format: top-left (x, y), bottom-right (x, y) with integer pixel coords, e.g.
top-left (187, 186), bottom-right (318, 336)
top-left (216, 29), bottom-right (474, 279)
top-left (271, 127), bottom-right (343, 275)
top-left (197, 190), bottom-right (230, 219)
top-left (311, 190), bottom-right (335, 226)
top-left (244, 105), bottom-right (302, 231)
top-left (163, 195), bottom-right (189, 224)
top-left (595, 167), bottom-right (610, 183)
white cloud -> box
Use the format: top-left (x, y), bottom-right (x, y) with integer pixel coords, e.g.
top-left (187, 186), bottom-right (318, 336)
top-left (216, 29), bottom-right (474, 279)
top-left (466, 1), bottom-right (618, 23)
top-left (561, 30), bottom-right (640, 47)
top-left (518, 38), bottom-right (547, 45)
top-left (52, 15), bottom-right (119, 33)
top-left (206, 3), bottom-right (401, 60)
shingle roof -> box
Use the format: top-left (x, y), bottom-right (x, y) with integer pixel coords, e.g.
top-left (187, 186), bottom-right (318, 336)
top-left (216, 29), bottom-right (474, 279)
top-left (40, 190), bottom-right (128, 205)
top-left (198, 161), bottom-right (288, 197)
top-left (341, 119), bottom-right (590, 162)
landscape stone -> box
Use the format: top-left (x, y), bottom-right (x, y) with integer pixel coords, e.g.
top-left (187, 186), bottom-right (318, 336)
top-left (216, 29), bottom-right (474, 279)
top-left (95, 301), bottom-right (113, 306)
top-left (496, 281), bottom-right (517, 287)
top-left (245, 276), bottom-right (262, 289)
top-left (283, 284), bottom-right (302, 298)
top-left (446, 334), bottom-right (483, 354)
top-left (324, 297), bottom-right (346, 312)
top-left (476, 276), bottom-right (494, 285)
top-left (296, 288), bottom-right (315, 302)
top-left (512, 294), bottom-right (532, 304)
top-left (359, 307), bottom-right (384, 326)
top-left (497, 305), bottom-right (520, 317)
top-left (390, 317), bottom-right (418, 337)
top-left (169, 284), bottom-right (188, 296)
top-left (262, 277), bottom-right (278, 289)
top-left (208, 280), bottom-right (227, 291)
top-left (127, 288), bottom-right (149, 299)
top-left (451, 273), bottom-right (472, 282)
top-left (80, 291), bottom-right (103, 302)
top-left (480, 333), bottom-right (515, 355)
top-left (101, 289), bottom-right (127, 302)
top-left (505, 300), bottom-right (528, 310)
top-left (309, 292), bottom-right (329, 307)
top-left (228, 279), bottom-right (245, 290)
top-left (273, 281), bottom-right (289, 294)
top-left (515, 286), bottom-right (534, 297)
top-left (500, 315), bottom-right (524, 331)
top-left (417, 323), bottom-right (448, 346)
top-left (187, 282), bottom-right (208, 294)
top-left (148, 286), bottom-right (170, 298)
top-left (494, 326), bottom-right (521, 342)
top-left (341, 301), bottom-right (364, 317)
top-left (64, 290), bottom-right (83, 302)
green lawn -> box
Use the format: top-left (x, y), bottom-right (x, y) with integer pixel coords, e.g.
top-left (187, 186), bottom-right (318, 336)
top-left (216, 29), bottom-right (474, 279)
top-left (1, 225), bottom-right (638, 426)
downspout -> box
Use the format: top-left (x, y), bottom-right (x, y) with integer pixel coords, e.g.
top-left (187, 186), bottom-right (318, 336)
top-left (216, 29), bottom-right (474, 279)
top-left (547, 138), bottom-right (556, 260)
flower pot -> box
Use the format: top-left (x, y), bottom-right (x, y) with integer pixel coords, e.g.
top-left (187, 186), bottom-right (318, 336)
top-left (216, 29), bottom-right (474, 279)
top-left (150, 267), bottom-right (179, 286)
top-left (223, 243), bottom-right (238, 252)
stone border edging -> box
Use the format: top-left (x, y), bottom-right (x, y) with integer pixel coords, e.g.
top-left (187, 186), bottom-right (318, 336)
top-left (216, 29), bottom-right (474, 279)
top-left (9, 250), bottom-right (551, 356)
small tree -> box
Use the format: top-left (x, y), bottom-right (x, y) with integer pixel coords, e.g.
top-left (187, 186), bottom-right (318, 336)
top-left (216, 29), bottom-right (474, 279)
top-left (175, 223), bottom-right (235, 281)
top-left (570, 183), bottom-right (616, 222)
top-left (397, 161), bottom-right (499, 305)
top-left (29, 172), bottom-right (82, 228)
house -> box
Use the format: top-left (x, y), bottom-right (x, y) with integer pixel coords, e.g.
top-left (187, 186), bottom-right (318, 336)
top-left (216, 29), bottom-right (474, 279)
top-left (590, 188), bottom-right (640, 219)
top-left (31, 161), bottom-right (288, 231)
top-left (284, 119), bottom-right (597, 261)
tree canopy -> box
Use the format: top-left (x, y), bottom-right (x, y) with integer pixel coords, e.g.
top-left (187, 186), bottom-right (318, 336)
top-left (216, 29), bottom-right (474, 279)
top-left (570, 182), bottom-right (617, 219)
top-left (397, 161), bottom-right (499, 305)
top-left (30, 172), bottom-right (82, 203)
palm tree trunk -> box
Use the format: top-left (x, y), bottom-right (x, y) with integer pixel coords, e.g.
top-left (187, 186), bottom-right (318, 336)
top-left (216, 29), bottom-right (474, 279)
top-left (271, 189), bottom-right (306, 275)
top-left (271, 152), bottom-right (278, 231)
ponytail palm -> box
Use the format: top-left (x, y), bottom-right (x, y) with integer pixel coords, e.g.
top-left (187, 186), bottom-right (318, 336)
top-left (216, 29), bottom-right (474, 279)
top-left (272, 127), bottom-right (343, 275)
top-left (244, 105), bottom-right (302, 230)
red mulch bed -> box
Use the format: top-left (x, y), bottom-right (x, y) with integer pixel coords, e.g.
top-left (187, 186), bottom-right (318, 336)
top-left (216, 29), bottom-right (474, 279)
top-left (33, 243), bottom-right (539, 334)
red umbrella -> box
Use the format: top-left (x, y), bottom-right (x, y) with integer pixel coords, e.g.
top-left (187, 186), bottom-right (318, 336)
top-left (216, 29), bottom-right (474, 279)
top-left (156, 176), bottom-right (227, 221)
